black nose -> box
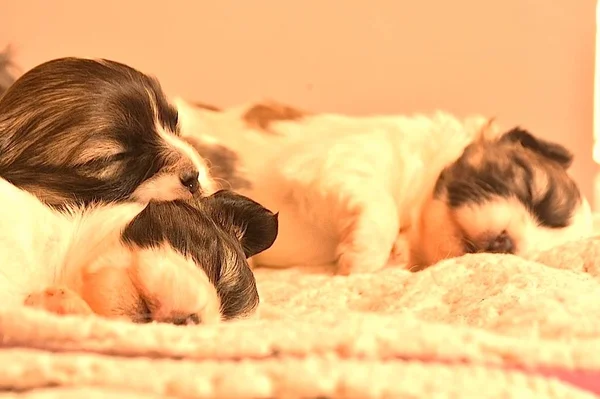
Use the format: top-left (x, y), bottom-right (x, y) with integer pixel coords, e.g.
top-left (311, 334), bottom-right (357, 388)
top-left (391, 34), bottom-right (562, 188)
top-left (485, 231), bottom-right (514, 254)
top-left (180, 171), bottom-right (200, 194)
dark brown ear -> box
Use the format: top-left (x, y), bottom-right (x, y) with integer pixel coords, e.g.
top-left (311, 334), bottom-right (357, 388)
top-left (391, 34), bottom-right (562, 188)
top-left (207, 190), bottom-right (279, 258)
top-left (499, 127), bottom-right (573, 169)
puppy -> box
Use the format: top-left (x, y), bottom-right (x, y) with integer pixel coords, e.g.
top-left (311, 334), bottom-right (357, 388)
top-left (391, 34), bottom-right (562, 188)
top-left (0, 57), bottom-right (216, 207)
top-left (0, 176), bottom-right (278, 323)
top-left (174, 99), bottom-right (593, 274)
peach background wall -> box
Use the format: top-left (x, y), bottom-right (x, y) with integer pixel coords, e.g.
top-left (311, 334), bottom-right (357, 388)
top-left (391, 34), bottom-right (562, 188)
top-left (0, 0), bottom-right (597, 202)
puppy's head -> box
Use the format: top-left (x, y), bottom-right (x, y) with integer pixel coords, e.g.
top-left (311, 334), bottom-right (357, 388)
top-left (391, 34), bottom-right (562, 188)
top-left (0, 57), bottom-right (216, 206)
top-left (411, 127), bottom-right (592, 269)
top-left (105, 190), bottom-right (279, 323)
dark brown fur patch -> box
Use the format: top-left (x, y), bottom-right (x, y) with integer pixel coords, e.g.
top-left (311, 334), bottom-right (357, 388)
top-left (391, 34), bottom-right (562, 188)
top-left (0, 57), bottom-right (191, 206)
top-left (242, 100), bottom-right (307, 133)
top-left (434, 128), bottom-right (581, 229)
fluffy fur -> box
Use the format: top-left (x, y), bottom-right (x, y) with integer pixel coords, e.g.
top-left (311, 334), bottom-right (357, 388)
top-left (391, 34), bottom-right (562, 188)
top-left (0, 176), bottom-right (278, 322)
top-left (0, 57), bottom-right (217, 206)
top-left (174, 99), bottom-right (593, 274)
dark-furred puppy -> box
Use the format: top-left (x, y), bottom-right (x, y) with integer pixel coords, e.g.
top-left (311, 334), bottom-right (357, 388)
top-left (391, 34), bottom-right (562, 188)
top-left (1, 182), bottom-right (278, 323)
top-left (0, 57), bottom-right (216, 206)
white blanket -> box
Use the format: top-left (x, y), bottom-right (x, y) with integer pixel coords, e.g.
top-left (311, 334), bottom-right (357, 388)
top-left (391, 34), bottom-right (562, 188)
top-left (2, 235), bottom-right (600, 398)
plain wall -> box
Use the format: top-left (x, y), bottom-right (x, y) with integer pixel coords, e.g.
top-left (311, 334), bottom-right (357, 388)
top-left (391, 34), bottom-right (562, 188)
top-left (1, 0), bottom-right (596, 202)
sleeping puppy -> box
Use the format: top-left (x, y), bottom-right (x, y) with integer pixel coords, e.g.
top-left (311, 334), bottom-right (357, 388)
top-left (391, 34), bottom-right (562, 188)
top-left (0, 176), bottom-right (278, 322)
top-left (0, 57), bottom-right (216, 206)
top-left (174, 99), bottom-right (593, 274)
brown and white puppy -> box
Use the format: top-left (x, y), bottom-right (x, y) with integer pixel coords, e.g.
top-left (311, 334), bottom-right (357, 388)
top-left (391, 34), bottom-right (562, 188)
top-left (0, 57), bottom-right (216, 206)
top-left (174, 99), bottom-right (593, 274)
top-left (0, 176), bottom-right (278, 323)
top-left (410, 127), bottom-right (590, 269)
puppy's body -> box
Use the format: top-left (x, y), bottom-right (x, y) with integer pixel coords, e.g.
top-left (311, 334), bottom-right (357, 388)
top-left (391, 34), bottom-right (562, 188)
top-left (175, 99), bottom-right (593, 274)
top-left (0, 177), bottom-right (145, 309)
top-left (0, 176), bottom-right (278, 322)
top-left (0, 58), bottom-right (280, 322)
top-left (0, 57), bottom-right (216, 207)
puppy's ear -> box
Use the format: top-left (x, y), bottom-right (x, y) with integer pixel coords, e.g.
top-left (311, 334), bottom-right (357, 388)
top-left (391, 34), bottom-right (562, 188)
top-left (208, 190), bottom-right (279, 258)
top-left (499, 127), bottom-right (573, 169)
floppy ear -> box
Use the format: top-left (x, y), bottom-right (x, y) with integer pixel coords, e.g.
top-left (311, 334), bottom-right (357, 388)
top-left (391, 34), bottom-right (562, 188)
top-left (499, 127), bottom-right (573, 169)
top-left (208, 190), bottom-right (279, 258)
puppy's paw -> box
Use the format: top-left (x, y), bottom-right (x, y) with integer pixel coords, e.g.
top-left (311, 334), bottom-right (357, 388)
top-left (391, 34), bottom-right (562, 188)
top-left (337, 237), bottom-right (409, 275)
top-left (335, 221), bottom-right (397, 276)
top-left (336, 251), bottom-right (388, 275)
top-left (334, 196), bottom-right (400, 275)
top-left (389, 234), bottom-right (410, 265)
top-left (24, 287), bottom-right (93, 316)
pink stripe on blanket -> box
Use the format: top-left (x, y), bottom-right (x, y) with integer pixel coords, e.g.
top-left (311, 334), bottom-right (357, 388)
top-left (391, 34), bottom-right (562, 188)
top-left (3, 341), bottom-right (600, 396)
top-left (400, 355), bottom-right (600, 396)
top-left (517, 367), bottom-right (600, 396)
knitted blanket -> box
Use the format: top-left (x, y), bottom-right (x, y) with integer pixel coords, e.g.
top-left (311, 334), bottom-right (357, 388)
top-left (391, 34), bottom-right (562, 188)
top-left (2, 236), bottom-right (600, 398)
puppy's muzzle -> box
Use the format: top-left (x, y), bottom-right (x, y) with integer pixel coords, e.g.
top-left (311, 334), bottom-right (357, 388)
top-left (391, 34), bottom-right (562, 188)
top-left (486, 231), bottom-right (514, 253)
top-left (180, 170), bottom-right (200, 194)
top-left (171, 313), bottom-right (201, 326)
top-left (465, 230), bottom-right (515, 255)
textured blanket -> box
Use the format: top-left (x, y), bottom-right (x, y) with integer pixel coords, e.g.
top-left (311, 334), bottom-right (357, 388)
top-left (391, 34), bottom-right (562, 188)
top-left (3, 235), bottom-right (600, 398)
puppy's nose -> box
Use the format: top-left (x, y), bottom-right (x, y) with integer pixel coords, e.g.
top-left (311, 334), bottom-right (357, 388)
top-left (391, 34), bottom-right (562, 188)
top-left (179, 170), bottom-right (200, 194)
top-left (486, 231), bottom-right (514, 254)
top-left (172, 313), bottom-right (201, 326)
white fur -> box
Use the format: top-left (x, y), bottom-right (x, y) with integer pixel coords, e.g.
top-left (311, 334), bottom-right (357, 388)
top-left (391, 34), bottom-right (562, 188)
top-left (0, 177), bottom-right (220, 321)
top-left (130, 90), bottom-right (217, 203)
top-left (175, 99), bottom-right (594, 274)
top-left (455, 196), bottom-right (592, 255)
